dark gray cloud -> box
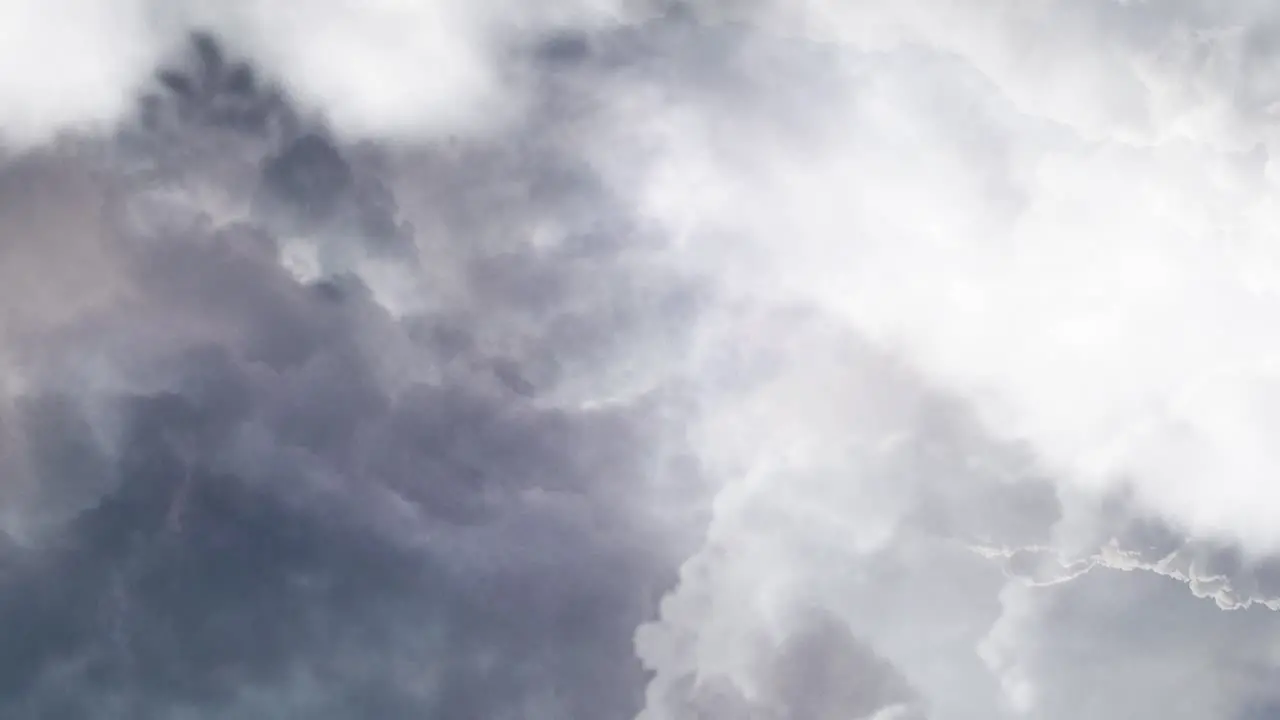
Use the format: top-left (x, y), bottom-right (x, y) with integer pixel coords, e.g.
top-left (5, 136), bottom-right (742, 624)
top-left (0, 26), bottom-right (704, 719)
top-left (12, 5), bottom-right (1280, 720)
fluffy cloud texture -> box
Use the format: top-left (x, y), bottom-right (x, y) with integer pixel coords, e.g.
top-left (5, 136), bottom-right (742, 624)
top-left (5, 1), bottom-right (1280, 719)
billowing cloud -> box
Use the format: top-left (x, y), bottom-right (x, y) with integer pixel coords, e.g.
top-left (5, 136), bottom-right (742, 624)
top-left (611, 3), bottom-right (1280, 719)
top-left (0, 22), bottom-right (700, 718)
top-left (8, 2), bottom-right (1280, 720)
top-left (0, 0), bottom-right (647, 147)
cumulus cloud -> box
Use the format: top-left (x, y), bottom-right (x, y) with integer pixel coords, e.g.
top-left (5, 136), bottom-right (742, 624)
top-left (9, 1), bottom-right (1280, 719)
top-left (612, 3), bottom-right (1280, 719)
top-left (644, 0), bottom-right (1280, 554)
top-left (0, 0), bottom-right (643, 147)
top-left (0, 18), bottom-right (698, 718)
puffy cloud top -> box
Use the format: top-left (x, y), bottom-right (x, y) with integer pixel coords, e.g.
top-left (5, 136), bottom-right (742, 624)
top-left (7, 2), bottom-right (1280, 719)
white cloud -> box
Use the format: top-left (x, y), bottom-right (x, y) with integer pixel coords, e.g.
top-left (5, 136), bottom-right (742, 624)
top-left (606, 3), bottom-right (1280, 718)
top-left (977, 566), bottom-right (1280, 719)
top-left (13, 1), bottom-right (1280, 717)
top-left (0, 0), bottom-right (641, 147)
top-left (619, 1), bottom-right (1280, 554)
top-left (0, 0), bottom-right (161, 146)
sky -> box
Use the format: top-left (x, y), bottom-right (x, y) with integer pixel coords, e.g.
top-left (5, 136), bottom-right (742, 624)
top-left (3, 1), bottom-right (1280, 718)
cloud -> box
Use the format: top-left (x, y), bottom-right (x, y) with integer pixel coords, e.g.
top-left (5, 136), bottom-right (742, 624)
top-left (0, 0), bottom-right (643, 147)
top-left (604, 4), bottom-right (1280, 719)
top-left (640, 603), bottom-right (926, 720)
top-left (637, 0), bottom-right (1280, 554)
top-left (10, 2), bottom-right (1280, 720)
top-left (0, 25), bottom-right (700, 718)
top-left (976, 560), bottom-right (1280, 720)
top-left (0, 0), bottom-right (161, 146)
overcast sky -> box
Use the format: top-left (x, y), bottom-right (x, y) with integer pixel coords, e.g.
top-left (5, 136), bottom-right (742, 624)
top-left (3, 1), bottom-right (1280, 718)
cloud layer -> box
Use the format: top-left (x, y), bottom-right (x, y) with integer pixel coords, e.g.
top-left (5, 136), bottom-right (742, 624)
top-left (6, 2), bottom-right (1280, 719)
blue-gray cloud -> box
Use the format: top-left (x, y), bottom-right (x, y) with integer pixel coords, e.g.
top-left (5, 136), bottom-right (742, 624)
top-left (0, 27), bottom-right (700, 719)
top-left (9, 4), bottom-right (1280, 720)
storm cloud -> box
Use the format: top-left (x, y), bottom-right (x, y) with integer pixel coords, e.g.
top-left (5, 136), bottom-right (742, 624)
top-left (6, 2), bottom-right (1280, 720)
top-left (0, 16), bottom-right (699, 719)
